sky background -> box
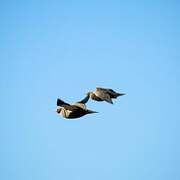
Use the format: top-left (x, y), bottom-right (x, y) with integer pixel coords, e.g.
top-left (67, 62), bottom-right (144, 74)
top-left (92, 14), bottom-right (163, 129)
top-left (0, 0), bottom-right (180, 180)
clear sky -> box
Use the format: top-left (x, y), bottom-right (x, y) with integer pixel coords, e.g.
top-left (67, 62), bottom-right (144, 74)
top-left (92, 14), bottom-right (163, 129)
top-left (0, 0), bottom-right (180, 180)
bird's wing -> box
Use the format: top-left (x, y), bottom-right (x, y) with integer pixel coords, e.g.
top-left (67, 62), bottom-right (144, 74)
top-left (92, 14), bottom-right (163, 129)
top-left (96, 87), bottom-right (116, 93)
top-left (76, 95), bottom-right (90, 104)
top-left (57, 98), bottom-right (80, 111)
top-left (95, 89), bottom-right (113, 104)
top-left (96, 87), bottom-right (108, 91)
top-left (73, 95), bottom-right (90, 109)
top-left (106, 88), bottom-right (116, 93)
top-left (57, 98), bottom-right (70, 107)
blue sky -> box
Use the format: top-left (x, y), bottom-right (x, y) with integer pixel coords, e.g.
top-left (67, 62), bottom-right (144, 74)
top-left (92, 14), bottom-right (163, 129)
top-left (0, 0), bottom-right (180, 180)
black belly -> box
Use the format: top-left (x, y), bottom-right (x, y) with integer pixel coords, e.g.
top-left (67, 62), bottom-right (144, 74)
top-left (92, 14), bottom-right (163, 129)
top-left (68, 109), bottom-right (86, 119)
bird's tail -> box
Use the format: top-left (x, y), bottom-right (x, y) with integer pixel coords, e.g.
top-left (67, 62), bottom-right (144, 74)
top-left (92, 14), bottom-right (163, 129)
top-left (116, 93), bottom-right (126, 97)
top-left (86, 109), bottom-right (98, 114)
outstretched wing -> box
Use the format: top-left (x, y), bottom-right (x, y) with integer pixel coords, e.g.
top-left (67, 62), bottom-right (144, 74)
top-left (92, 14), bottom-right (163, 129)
top-left (57, 98), bottom-right (70, 106)
top-left (95, 89), bottom-right (113, 104)
top-left (77, 95), bottom-right (89, 104)
top-left (57, 98), bottom-right (79, 111)
top-left (96, 87), bottom-right (115, 93)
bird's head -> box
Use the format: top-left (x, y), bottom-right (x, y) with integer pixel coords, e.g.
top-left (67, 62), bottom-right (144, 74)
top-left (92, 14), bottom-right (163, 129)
top-left (56, 108), bottom-right (62, 114)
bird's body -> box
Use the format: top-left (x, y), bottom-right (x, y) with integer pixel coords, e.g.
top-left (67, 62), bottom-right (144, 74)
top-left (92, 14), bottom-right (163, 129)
top-left (87, 87), bottom-right (125, 104)
top-left (56, 98), bottom-right (97, 119)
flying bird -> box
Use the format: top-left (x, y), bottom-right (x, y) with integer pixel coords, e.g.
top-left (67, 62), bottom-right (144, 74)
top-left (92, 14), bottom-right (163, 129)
top-left (56, 97), bottom-right (97, 119)
top-left (86, 87), bottom-right (125, 104)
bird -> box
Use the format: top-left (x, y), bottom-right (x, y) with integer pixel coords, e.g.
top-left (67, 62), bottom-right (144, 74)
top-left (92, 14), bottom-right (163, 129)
top-left (56, 97), bottom-right (98, 119)
top-left (86, 87), bottom-right (125, 104)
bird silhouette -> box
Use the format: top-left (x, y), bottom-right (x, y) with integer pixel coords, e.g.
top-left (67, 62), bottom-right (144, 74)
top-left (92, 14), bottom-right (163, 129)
top-left (86, 87), bottom-right (125, 104)
top-left (56, 97), bottom-right (97, 119)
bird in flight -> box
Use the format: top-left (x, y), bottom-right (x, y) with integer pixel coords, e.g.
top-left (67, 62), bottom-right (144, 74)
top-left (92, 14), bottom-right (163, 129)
top-left (86, 87), bottom-right (125, 104)
top-left (56, 87), bottom-right (125, 119)
top-left (56, 96), bottom-right (97, 119)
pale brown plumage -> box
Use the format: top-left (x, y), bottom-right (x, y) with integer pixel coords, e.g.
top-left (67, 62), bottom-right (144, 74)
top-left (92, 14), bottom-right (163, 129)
top-left (87, 87), bottom-right (125, 104)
